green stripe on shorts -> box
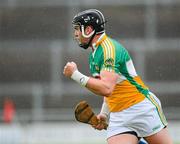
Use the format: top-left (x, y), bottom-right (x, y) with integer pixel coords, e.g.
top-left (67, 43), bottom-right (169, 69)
top-left (147, 94), bottom-right (167, 126)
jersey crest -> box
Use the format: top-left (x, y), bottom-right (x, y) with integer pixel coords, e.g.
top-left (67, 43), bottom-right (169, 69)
top-left (104, 58), bottom-right (114, 68)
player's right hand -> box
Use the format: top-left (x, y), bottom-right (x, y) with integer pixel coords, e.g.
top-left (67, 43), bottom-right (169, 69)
top-left (92, 114), bottom-right (108, 130)
top-left (63, 61), bottom-right (77, 78)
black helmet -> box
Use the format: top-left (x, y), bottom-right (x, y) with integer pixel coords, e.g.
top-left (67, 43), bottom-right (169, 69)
top-left (72, 9), bottom-right (106, 33)
top-left (72, 9), bottom-right (106, 34)
top-left (72, 9), bottom-right (106, 49)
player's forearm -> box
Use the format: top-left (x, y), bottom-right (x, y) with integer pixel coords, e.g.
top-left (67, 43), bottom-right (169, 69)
top-left (70, 69), bottom-right (116, 97)
top-left (100, 98), bottom-right (109, 117)
top-left (86, 77), bottom-right (114, 96)
top-left (70, 70), bottom-right (114, 96)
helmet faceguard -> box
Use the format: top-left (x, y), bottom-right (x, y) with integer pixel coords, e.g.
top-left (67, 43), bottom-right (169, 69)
top-left (72, 9), bottom-right (106, 49)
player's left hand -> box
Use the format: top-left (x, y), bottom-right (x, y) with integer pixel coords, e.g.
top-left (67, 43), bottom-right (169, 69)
top-left (63, 61), bottom-right (78, 77)
top-left (92, 114), bottom-right (108, 130)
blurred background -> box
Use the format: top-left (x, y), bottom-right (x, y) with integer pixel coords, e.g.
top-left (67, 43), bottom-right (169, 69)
top-left (0, 0), bottom-right (180, 143)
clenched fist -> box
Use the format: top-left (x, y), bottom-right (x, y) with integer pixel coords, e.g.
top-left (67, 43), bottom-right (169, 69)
top-left (63, 62), bottom-right (78, 77)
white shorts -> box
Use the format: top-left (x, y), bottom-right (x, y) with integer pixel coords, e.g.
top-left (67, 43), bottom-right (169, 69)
top-left (107, 92), bottom-right (168, 138)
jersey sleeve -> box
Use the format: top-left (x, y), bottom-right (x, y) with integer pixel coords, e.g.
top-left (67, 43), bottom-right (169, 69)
top-left (100, 39), bottom-right (116, 72)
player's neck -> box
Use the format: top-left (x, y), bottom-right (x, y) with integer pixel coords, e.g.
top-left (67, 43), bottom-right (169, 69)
top-left (90, 34), bottom-right (102, 51)
top-left (92, 34), bottom-right (101, 44)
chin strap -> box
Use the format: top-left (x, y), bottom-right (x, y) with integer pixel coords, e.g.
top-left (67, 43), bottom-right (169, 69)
top-left (79, 25), bottom-right (96, 49)
top-left (79, 32), bottom-right (96, 49)
top-left (81, 25), bottom-right (95, 38)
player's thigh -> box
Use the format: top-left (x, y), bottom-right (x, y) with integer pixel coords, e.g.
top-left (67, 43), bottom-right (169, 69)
top-left (107, 133), bottom-right (138, 144)
top-left (144, 127), bottom-right (173, 144)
